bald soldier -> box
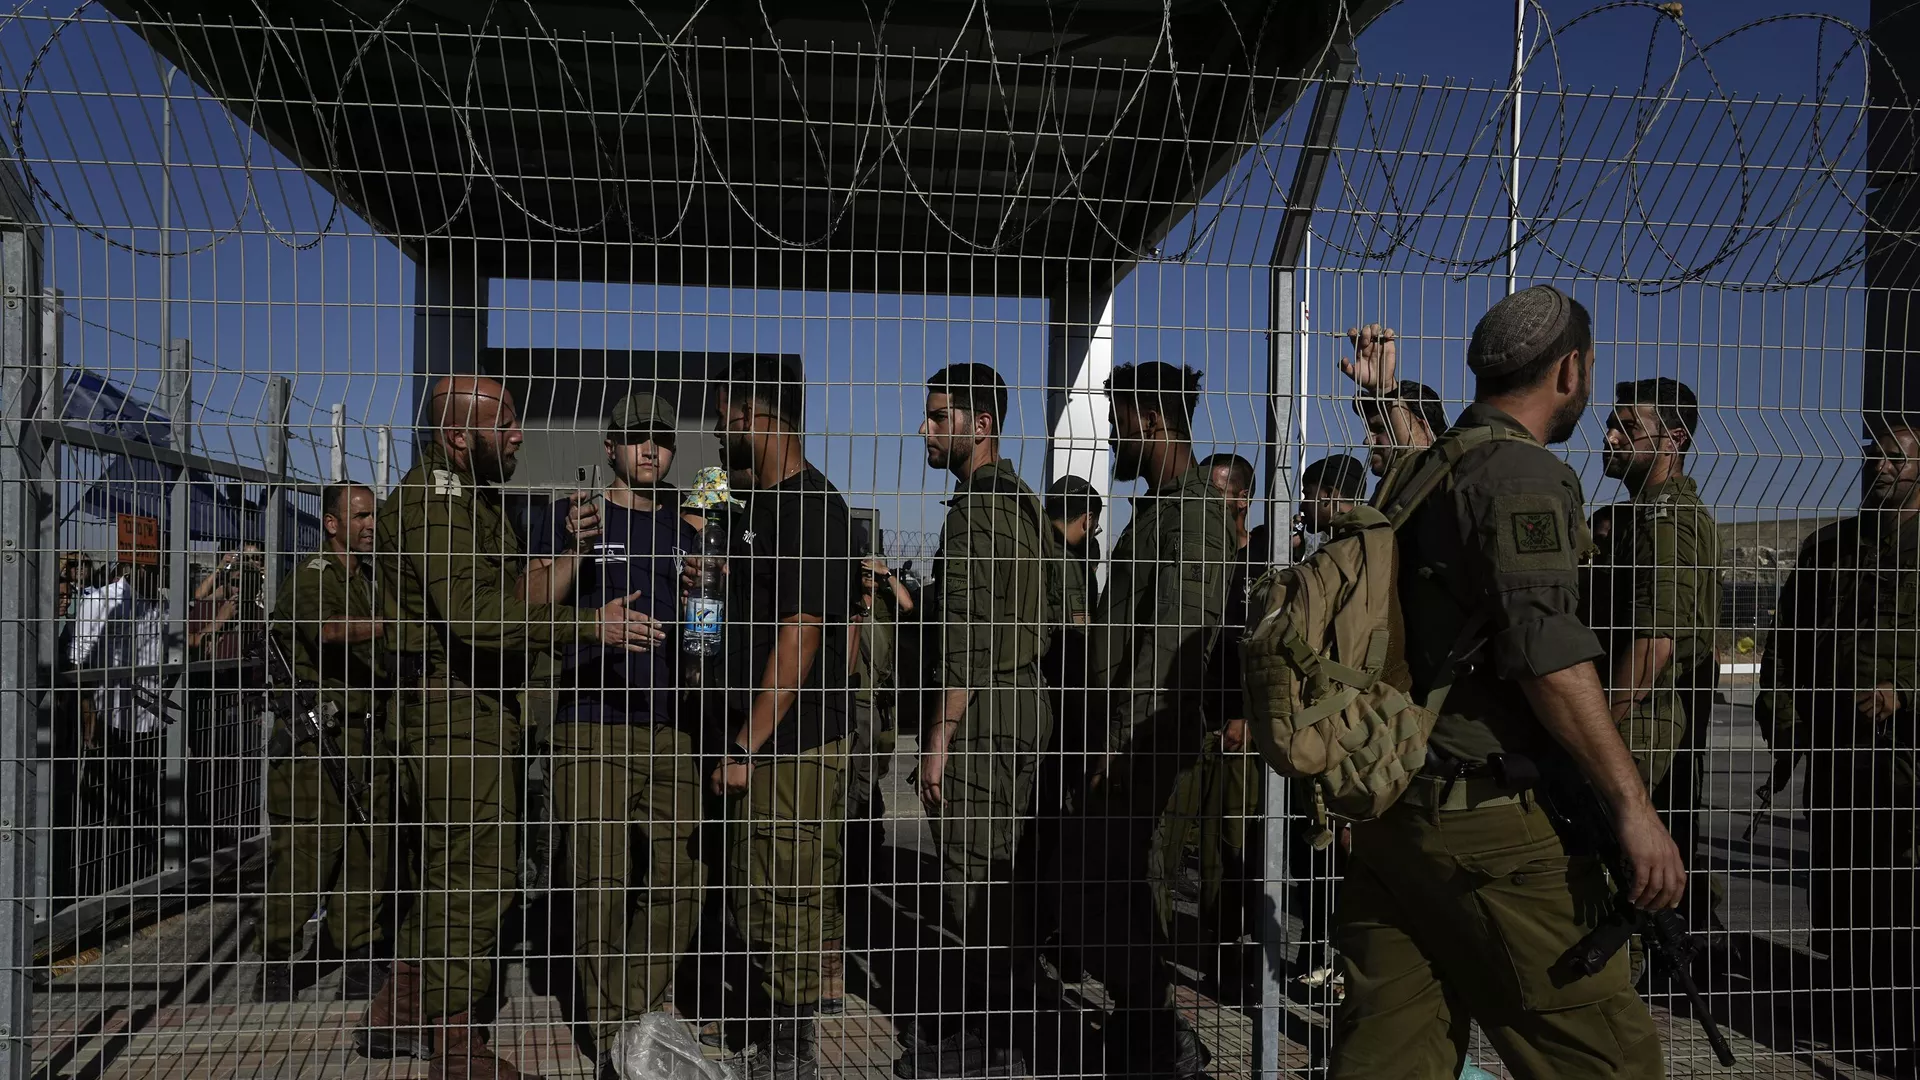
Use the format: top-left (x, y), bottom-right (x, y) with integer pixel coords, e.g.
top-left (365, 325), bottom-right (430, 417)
top-left (355, 376), bottom-right (662, 1080)
top-left (1329, 287), bottom-right (1685, 1079)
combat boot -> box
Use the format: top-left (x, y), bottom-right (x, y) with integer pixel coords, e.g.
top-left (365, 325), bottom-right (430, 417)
top-left (353, 959), bottom-right (433, 1060)
top-left (255, 962), bottom-right (296, 1003)
top-left (746, 1016), bottom-right (819, 1080)
top-left (431, 1011), bottom-right (545, 1080)
top-left (893, 1030), bottom-right (1024, 1079)
top-left (340, 943), bottom-right (390, 1001)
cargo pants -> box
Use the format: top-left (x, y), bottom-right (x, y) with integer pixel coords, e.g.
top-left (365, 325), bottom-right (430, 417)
top-left (1062, 710), bottom-right (1208, 1067)
top-left (551, 720), bottom-right (706, 1044)
top-left (393, 685), bottom-right (522, 1021)
top-left (1617, 688), bottom-right (1687, 793)
top-left (1152, 728), bottom-right (1265, 941)
top-left (924, 683), bottom-right (1051, 1031)
top-left (822, 705), bottom-right (895, 946)
top-left (1330, 780), bottom-right (1665, 1080)
top-left (1806, 744), bottom-right (1918, 1055)
top-left (725, 738), bottom-right (850, 1010)
top-left (257, 715), bottom-right (394, 961)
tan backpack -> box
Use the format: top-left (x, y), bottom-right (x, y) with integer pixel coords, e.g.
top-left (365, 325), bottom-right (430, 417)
top-left (1240, 428), bottom-right (1516, 847)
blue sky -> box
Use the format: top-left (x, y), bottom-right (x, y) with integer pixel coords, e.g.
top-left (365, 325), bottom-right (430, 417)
top-left (0, 0), bottom-right (1877, 551)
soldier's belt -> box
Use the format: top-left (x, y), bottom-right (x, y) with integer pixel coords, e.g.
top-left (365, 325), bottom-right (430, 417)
top-left (1399, 773), bottom-right (1528, 813)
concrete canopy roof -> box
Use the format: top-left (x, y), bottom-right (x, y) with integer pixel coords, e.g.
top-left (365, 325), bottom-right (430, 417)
top-left (107, 0), bottom-right (1385, 296)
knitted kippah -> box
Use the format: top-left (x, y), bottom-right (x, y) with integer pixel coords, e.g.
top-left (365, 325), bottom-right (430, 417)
top-left (1468, 285), bottom-right (1573, 377)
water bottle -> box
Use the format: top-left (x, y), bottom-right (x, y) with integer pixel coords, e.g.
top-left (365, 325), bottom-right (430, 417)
top-left (683, 519), bottom-right (727, 656)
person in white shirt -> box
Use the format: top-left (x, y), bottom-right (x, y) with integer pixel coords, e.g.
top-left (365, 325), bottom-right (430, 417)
top-left (66, 562), bottom-right (172, 736)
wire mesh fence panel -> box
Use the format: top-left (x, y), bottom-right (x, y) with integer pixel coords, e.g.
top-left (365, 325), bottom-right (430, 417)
top-left (0, 2), bottom-right (1915, 1080)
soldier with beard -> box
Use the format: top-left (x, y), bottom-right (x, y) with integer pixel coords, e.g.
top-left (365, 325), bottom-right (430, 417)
top-left (704, 358), bottom-right (860, 1080)
top-left (355, 376), bottom-right (665, 1080)
top-left (1760, 416), bottom-right (1920, 1073)
top-left (1072, 361), bottom-right (1237, 1078)
top-left (1582, 379), bottom-right (1723, 959)
top-left (1328, 287), bottom-right (1683, 1079)
top-left (895, 363), bottom-right (1053, 1078)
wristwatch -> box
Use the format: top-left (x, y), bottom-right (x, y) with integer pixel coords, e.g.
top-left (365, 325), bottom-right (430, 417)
top-left (729, 739), bottom-right (757, 765)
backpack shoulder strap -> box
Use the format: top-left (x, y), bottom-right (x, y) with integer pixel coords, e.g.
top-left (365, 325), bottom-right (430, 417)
top-left (1375, 426), bottom-right (1519, 530)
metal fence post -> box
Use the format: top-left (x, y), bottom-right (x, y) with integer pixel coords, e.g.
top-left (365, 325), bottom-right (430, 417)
top-left (376, 425), bottom-right (392, 500)
top-left (260, 377), bottom-right (288, 832)
top-left (1258, 43), bottom-right (1356, 1080)
top-left (160, 338), bottom-right (191, 873)
top-left (0, 149), bottom-right (44, 1080)
top-left (329, 402), bottom-right (345, 483)
top-left (31, 290), bottom-right (60, 929)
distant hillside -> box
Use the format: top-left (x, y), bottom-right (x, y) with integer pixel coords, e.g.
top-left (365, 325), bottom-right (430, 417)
top-left (1719, 516), bottom-right (1843, 556)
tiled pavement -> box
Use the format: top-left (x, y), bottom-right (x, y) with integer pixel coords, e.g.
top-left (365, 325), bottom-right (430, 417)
top-left (30, 716), bottom-right (1909, 1079)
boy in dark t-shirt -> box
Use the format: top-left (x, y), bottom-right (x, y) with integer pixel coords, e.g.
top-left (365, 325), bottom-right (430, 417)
top-left (521, 392), bottom-right (702, 1067)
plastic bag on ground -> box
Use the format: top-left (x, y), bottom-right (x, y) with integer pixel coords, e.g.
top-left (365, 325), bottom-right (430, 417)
top-left (609, 1013), bottom-right (737, 1080)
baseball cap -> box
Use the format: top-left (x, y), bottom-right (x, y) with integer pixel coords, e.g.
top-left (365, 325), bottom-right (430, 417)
top-left (607, 392), bottom-right (677, 435)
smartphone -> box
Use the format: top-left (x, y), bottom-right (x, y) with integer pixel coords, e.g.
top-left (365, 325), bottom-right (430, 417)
top-left (578, 466), bottom-right (604, 560)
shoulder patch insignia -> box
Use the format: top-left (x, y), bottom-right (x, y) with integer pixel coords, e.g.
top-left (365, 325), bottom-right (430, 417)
top-left (1512, 511), bottom-right (1562, 554)
top-left (432, 469), bottom-right (465, 498)
top-left (306, 556), bottom-right (331, 572)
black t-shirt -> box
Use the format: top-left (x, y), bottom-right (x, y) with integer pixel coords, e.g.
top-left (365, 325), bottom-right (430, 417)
top-left (721, 467), bottom-right (859, 753)
top-left (527, 495), bottom-right (695, 727)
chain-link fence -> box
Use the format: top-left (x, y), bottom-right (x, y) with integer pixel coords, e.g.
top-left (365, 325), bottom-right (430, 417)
top-left (0, 2), bottom-right (1914, 1078)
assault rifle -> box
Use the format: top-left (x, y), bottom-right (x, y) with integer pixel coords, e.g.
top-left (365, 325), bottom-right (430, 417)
top-left (264, 636), bottom-right (371, 827)
top-left (1490, 754), bottom-right (1737, 1068)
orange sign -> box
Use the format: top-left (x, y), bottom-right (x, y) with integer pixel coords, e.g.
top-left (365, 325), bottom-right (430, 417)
top-left (116, 513), bottom-right (160, 566)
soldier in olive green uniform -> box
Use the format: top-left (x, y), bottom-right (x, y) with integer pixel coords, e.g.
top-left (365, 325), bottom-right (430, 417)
top-left (821, 557), bottom-right (911, 1001)
top-left (1585, 379), bottom-right (1720, 793)
top-left (258, 482), bottom-right (394, 1003)
top-left (1073, 361), bottom-right (1237, 1078)
top-left (1584, 379), bottom-right (1725, 955)
top-left (898, 364), bottom-right (1054, 1078)
top-left (1760, 417), bottom-right (1920, 1071)
top-left (1024, 476), bottom-right (1101, 980)
top-left (356, 376), bottom-right (662, 1080)
top-left (1330, 287), bottom-right (1685, 1080)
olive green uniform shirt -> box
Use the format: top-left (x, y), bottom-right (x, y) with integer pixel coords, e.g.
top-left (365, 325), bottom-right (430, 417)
top-left (1585, 474), bottom-right (1720, 674)
top-left (1583, 473), bottom-right (1720, 783)
top-left (935, 458), bottom-right (1053, 687)
top-left (271, 549), bottom-right (384, 718)
top-left (1397, 403), bottom-right (1605, 764)
top-left (1763, 512), bottom-right (1920, 751)
top-left (378, 441), bottom-right (600, 694)
top-left (1092, 463), bottom-right (1238, 754)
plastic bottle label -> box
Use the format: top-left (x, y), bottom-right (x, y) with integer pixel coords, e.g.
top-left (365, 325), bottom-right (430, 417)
top-left (685, 597), bottom-right (723, 637)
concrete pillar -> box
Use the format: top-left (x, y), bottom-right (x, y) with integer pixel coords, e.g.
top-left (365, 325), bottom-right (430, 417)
top-left (1047, 272), bottom-right (1120, 587)
top-left (411, 243), bottom-right (488, 444)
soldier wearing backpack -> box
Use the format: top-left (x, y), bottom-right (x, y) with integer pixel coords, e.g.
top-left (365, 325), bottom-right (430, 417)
top-left (1268, 287), bottom-right (1685, 1078)
top-left (899, 363), bottom-right (1055, 1079)
top-left (1072, 361), bottom-right (1238, 1079)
